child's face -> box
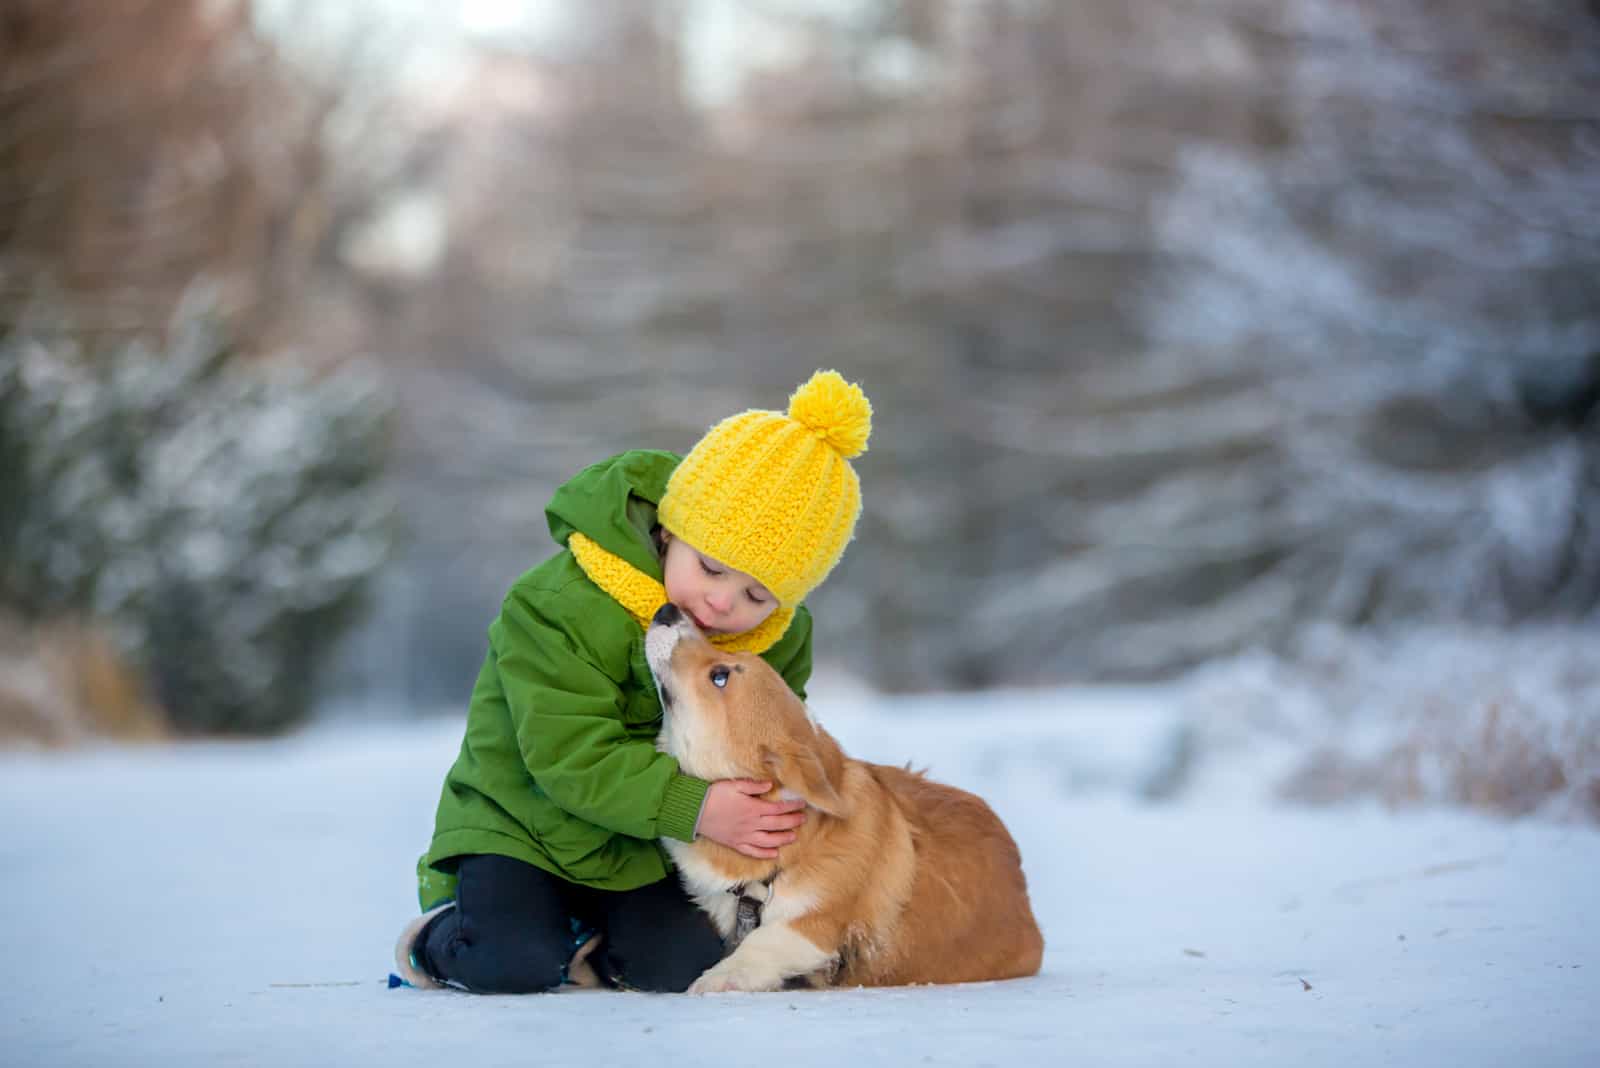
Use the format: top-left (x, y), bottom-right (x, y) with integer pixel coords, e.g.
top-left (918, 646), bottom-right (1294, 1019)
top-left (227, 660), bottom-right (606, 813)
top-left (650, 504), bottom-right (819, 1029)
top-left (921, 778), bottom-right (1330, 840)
top-left (661, 534), bottom-right (778, 635)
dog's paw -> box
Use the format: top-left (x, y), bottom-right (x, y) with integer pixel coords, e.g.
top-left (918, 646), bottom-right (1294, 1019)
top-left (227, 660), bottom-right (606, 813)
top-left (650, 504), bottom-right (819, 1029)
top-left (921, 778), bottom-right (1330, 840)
top-left (687, 963), bottom-right (780, 995)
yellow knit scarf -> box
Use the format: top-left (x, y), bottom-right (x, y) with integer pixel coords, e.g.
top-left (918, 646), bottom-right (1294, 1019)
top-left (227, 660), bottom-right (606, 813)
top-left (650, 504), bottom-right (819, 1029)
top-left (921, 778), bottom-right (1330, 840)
top-left (567, 531), bottom-right (794, 655)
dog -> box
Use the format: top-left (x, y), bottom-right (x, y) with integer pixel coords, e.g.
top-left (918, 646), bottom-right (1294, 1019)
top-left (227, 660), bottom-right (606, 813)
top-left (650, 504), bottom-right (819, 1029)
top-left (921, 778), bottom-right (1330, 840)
top-left (644, 602), bottom-right (1044, 993)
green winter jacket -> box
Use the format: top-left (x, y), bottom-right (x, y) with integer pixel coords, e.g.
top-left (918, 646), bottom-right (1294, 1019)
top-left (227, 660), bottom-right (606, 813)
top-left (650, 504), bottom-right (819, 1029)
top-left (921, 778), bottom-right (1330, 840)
top-left (416, 449), bottom-right (814, 909)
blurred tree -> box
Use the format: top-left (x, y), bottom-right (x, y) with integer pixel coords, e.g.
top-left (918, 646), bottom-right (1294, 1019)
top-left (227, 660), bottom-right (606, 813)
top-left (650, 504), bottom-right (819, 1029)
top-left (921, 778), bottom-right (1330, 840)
top-left (0, 296), bottom-right (393, 734)
top-left (0, 0), bottom-right (408, 354)
top-left (337, 0), bottom-right (1599, 702)
top-left (692, 0), bottom-right (1296, 685)
top-left (1146, 0), bottom-right (1600, 641)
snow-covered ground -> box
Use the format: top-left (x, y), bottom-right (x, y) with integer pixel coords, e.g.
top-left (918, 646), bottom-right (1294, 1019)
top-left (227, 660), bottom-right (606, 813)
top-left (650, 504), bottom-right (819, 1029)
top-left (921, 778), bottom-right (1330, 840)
top-left (3, 691), bottom-right (1597, 1067)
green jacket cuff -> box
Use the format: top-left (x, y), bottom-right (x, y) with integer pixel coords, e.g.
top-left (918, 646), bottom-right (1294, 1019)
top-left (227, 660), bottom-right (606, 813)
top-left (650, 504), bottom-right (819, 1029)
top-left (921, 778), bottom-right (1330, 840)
top-left (659, 773), bottom-right (710, 842)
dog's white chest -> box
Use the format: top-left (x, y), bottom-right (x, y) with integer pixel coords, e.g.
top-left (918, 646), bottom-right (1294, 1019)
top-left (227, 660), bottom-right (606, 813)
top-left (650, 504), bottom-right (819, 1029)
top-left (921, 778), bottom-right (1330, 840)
top-left (662, 841), bottom-right (746, 937)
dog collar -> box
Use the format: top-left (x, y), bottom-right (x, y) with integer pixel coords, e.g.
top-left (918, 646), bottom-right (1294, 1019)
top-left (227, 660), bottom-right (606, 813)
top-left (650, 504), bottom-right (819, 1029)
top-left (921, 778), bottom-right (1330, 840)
top-left (726, 874), bottom-right (778, 949)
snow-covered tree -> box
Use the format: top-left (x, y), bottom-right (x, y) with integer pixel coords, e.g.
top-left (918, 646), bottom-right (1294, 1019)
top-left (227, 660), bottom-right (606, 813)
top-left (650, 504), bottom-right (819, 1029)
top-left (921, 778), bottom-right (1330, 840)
top-left (1141, 0), bottom-right (1600, 639)
top-left (337, 0), bottom-right (1598, 698)
top-left (0, 295), bottom-right (393, 733)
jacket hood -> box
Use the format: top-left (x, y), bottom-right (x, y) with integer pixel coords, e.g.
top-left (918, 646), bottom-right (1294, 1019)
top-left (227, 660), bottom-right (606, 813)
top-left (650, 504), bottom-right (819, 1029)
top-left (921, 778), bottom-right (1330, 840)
top-left (545, 449), bottom-right (681, 579)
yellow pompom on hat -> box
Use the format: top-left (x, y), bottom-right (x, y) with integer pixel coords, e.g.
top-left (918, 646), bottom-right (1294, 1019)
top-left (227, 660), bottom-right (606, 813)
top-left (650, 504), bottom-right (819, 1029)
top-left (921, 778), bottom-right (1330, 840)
top-left (658, 369), bottom-right (872, 608)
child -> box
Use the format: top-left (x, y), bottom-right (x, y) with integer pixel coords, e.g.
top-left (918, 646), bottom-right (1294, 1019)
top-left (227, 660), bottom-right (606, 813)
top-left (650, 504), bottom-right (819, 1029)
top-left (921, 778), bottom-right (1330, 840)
top-left (394, 369), bottom-right (873, 993)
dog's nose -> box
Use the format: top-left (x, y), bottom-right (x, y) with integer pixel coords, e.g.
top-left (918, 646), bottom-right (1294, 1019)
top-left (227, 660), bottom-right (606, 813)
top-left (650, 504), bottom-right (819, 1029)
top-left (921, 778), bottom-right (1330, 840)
top-left (653, 603), bottom-right (682, 626)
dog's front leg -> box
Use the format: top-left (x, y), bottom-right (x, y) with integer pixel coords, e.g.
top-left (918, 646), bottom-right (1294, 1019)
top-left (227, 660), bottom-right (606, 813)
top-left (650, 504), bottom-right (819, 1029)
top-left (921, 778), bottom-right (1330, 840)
top-left (688, 923), bottom-right (836, 994)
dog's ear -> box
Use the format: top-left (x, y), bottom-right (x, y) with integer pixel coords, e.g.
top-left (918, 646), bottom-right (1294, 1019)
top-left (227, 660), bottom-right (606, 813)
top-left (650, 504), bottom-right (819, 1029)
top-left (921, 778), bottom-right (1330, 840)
top-left (761, 741), bottom-right (849, 818)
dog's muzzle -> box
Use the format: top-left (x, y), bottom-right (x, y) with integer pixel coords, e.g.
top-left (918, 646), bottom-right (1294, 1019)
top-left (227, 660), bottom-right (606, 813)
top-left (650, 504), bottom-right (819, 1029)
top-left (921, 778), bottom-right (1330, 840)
top-left (645, 603), bottom-right (694, 698)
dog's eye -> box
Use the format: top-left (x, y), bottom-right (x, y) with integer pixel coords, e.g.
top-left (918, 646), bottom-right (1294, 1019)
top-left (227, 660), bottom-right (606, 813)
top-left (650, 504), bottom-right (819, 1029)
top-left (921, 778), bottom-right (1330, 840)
top-left (710, 666), bottom-right (730, 688)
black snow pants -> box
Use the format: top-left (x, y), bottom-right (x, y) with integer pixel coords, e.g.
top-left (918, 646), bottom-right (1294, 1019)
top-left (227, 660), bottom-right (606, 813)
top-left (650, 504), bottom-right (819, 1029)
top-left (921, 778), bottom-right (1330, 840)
top-left (419, 853), bottom-right (725, 994)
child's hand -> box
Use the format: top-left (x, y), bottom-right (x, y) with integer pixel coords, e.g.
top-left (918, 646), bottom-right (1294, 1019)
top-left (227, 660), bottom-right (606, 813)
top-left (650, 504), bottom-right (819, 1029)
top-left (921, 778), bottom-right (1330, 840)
top-left (697, 779), bottom-right (806, 859)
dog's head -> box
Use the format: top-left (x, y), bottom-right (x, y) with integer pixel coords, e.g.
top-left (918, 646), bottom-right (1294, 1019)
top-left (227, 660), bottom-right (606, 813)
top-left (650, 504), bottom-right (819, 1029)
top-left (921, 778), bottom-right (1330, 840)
top-left (645, 602), bottom-right (847, 817)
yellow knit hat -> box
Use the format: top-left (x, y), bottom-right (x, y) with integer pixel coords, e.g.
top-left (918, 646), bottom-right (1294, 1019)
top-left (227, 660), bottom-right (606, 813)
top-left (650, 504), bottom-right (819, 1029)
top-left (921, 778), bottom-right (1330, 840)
top-left (658, 369), bottom-right (872, 607)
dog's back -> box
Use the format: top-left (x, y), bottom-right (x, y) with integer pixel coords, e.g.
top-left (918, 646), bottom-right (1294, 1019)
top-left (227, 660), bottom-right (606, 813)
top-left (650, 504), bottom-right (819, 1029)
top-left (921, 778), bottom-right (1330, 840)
top-left (841, 763), bottom-right (1044, 987)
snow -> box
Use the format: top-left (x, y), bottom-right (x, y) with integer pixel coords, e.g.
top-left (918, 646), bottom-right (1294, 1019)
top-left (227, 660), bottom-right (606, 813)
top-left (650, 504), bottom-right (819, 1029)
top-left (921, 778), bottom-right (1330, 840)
top-left (3, 696), bottom-right (1597, 1068)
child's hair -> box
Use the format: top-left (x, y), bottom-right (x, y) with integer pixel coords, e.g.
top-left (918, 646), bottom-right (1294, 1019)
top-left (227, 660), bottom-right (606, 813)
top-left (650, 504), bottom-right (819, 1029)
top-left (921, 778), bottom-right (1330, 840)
top-left (658, 369), bottom-right (872, 608)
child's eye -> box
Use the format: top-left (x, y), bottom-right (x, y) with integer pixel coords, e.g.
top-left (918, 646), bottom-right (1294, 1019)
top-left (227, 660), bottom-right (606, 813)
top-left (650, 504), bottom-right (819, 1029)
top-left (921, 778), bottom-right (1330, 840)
top-left (698, 558), bottom-right (722, 576)
top-left (746, 590), bottom-right (768, 605)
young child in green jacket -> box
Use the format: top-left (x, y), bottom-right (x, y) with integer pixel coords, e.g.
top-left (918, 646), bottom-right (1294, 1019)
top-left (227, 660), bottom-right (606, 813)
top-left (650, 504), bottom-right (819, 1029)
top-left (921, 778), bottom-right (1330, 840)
top-left (394, 369), bottom-right (873, 994)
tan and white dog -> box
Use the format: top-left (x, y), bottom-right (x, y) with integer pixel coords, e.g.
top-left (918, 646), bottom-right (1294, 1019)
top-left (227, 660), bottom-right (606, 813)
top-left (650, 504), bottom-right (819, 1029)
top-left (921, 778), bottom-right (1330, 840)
top-left (644, 603), bottom-right (1044, 993)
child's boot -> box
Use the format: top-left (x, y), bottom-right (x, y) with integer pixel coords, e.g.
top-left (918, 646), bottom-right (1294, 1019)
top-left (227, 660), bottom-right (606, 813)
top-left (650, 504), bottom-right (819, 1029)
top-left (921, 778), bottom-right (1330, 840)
top-left (393, 903), bottom-right (454, 990)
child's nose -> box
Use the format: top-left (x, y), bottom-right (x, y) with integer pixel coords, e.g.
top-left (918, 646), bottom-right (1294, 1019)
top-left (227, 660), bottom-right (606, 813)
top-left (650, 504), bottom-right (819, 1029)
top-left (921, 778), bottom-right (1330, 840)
top-left (706, 589), bottom-right (731, 613)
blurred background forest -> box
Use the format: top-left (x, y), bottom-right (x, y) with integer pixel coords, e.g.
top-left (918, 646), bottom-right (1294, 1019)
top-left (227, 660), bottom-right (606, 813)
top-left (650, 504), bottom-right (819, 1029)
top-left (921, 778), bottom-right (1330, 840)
top-left (1, 0), bottom-right (1596, 814)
